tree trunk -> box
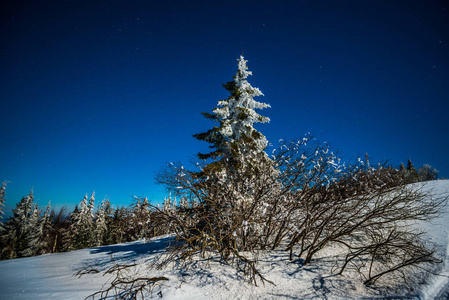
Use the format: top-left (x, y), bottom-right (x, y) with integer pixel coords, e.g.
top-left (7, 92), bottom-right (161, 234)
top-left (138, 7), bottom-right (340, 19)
top-left (52, 233), bottom-right (58, 253)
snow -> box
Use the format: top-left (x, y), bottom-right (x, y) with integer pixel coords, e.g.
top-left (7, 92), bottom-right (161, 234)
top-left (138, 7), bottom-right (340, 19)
top-left (0, 249), bottom-right (110, 299)
top-left (416, 180), bottom-right (449, 299)
top-left (1, 180), bottom-right (449, 300)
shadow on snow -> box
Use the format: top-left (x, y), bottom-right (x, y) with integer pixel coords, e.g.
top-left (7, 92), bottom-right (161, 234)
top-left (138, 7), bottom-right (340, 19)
top-left (76, 236), bottom-right (175, 271)
top-left (89, 236), bottom-right (173, 256)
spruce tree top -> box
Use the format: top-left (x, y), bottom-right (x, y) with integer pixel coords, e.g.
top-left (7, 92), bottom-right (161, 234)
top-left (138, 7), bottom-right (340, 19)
top-left (407, 159), bottom-right (416, 171)
top-left (194, 56), bottom-right (270, 162)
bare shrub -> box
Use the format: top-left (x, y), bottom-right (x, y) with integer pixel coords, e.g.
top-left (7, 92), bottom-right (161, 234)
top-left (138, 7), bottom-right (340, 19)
top-left (81, 257), bottom-right (168, 300)
top-left (336, 227), bottom-right (440, 286)
top-left (153, 136), bottom-right (447, 288)
top-left (273, 138), bottom-right (446, 286)
top-left (154, 156), bottom-right (279, 285)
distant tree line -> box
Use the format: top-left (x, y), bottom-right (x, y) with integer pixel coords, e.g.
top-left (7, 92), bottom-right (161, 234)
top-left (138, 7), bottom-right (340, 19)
top-left (0, 185), bottom-right (179, 260)
top-left (398, 159), bottom-right (440, 183)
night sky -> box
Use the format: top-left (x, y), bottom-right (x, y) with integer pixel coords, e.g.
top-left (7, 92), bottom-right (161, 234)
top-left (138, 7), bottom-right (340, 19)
top-left (1, 1), bottom-right (448, 212)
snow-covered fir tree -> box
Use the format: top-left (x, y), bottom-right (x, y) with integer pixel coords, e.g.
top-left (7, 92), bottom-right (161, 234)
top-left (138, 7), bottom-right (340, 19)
top-left (88, 191), bottom-right (95, 221)
top-left (156, 56), bottom-right (283, 255)
top-left (94, 198), bottom-right (110, 246)
top-left (131, 197), bottom-right (152, 240)
top-left (22, 204), bottom-right (42, 257)
top-left (162, 193), bottom-right (176, 212)
top-left (65, 192), bottom-right (95, 250)
top-left (193, 55), bottom-right (271, 176)
top-left (75, 194), bottom-right (90, 246)
top-left (62, 205), bottom-right (79, 251)
top-left (189, 56), bottom-right (282, 217)
top-left (80, 191), bottom-right (95, 247)
top-left (2, 190), bottom-right (37, 258)
top-left (37, 201), bottom-right (53, 254)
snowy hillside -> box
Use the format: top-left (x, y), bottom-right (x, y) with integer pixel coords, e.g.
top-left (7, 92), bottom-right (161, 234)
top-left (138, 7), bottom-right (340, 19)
top-left (1, 180), bottom-right (448, 300)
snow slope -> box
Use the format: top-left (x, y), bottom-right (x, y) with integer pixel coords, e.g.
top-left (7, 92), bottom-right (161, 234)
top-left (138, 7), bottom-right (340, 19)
top-left (1, 180), bottom-right (448, 300)
top-left (0, 238), bottom-right (170, 299)
top-left (417, 180), bottom-right (449, 299)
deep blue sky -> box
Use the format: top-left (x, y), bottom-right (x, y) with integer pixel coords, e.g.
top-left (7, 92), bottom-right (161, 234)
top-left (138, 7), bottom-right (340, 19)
top-left (1, 0), bottom-right (448, 212)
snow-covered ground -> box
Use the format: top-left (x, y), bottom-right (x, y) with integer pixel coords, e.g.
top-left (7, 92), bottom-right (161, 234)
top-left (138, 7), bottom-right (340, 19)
top-left (1, 180), bottom-right (448, 300)
top-left (417, 180), bottom-right (449, 299)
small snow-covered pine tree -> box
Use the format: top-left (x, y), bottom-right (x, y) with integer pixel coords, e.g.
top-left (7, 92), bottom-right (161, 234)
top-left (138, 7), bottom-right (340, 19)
top-left (22, 204), bottom-right (42, 257)
top-left (80, 191), bottom-right (95, 248)
top-left (100, 199), bottom-right (114, 245)
top-left (37, 201), bottom-right (53, 254)
top-left (94, 198), bottom-right (109, 246)
top-left (65, 192), bottom-right (95, 250)
top-left (131, 197), bottom-right (152, 240)
top-left (63, 205), bottom-right (80, 251)
top-left (76, 194), bottom-right (90, 248)
top-left (162, 193), bottom-right (175, 212)
top-left (88, 191), bottom-right (95, 221)
top-left (3, 190), bottom-right (36, 258)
